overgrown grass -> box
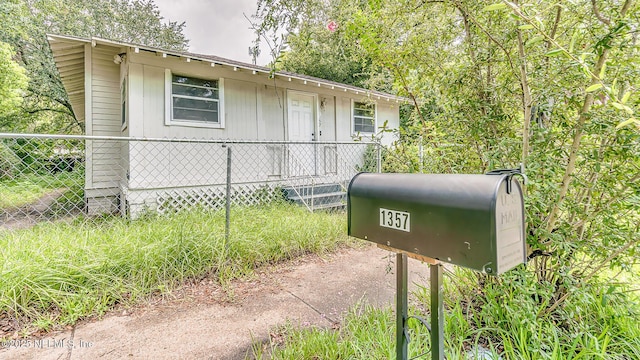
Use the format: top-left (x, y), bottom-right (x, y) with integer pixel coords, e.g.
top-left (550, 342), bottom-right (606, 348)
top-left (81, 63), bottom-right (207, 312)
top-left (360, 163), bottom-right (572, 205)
top-left (0, 170), bottom-right (83, 209)
top-left (438, 267), bottom-right (640, 359)
top-left (257, 266), bottom-right (640, 359)
top-left (0, 202), bottom-right (352, 331)
top-left (256, 303), bottom-right (448, 359)
top-left (256, 304), bottom-right (396, 359)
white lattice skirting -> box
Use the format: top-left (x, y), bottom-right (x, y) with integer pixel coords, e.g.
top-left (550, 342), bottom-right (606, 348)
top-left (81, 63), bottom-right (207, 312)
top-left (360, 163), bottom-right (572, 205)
top-left (125, 183), bottom-right (282, 218)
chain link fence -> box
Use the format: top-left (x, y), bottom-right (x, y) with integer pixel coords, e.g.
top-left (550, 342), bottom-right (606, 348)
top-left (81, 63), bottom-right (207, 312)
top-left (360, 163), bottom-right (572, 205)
top-left (0, 133), bottom-right (380, 231)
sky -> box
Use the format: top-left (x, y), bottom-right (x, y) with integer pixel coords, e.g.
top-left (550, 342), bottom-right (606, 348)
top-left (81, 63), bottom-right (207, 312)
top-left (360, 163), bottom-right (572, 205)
top-left (153, 0), bottom-right (271, 66)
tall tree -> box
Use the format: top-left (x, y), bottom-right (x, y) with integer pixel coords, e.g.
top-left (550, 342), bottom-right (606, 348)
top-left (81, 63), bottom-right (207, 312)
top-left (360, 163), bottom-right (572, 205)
top-left (253, 0), bottom-right (392, 90)
top-left (356, 0), bottom-right (639, 301)
top-left (255, 0), bottom-right (640, 311)
top-left (0, 41), bottom-right (28, 116)
top-left (0, 0), bottom-right (189, 133)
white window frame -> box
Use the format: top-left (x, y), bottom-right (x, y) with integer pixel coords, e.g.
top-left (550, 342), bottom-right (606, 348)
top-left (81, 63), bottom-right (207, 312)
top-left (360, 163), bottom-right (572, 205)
top-left (120, 76), bottom-right (127, 131)
top-left (352, 100), bottom-right (376, 134)
top-left (164, 69), bottom-right (225, 129)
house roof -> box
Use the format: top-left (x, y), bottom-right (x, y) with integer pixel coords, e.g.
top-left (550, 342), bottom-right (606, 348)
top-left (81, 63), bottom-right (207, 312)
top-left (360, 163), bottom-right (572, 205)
top-left (47, 34), bottom-right (406, 123)
top-left (48, 35), bottom-right (88, 123)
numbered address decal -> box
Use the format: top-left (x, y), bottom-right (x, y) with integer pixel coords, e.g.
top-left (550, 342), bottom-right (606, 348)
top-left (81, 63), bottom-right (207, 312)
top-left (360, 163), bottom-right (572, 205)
top-left (379, 208), bottom-right (411, 232)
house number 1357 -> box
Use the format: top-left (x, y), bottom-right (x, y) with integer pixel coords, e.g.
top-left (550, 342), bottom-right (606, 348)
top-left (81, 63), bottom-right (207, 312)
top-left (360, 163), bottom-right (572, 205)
top-left (379, 208), bottom-right (410, 232)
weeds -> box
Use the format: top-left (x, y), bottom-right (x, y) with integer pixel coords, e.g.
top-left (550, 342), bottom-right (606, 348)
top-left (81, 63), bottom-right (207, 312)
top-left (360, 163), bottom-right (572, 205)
top-left (257, 266), bottom-right (640, 359)
top-left (256, 303), bottom-right (395, 359)
top-left (0, 202), bottom-right (352, 331)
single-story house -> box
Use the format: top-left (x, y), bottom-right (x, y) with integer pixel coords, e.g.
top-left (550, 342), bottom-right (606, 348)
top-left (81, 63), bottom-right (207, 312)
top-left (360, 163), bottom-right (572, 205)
top-left (47, 34), bottom-right (403, 215)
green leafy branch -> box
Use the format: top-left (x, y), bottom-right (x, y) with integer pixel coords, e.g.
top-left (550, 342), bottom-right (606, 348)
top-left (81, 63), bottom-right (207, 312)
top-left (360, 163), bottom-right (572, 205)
top-left (485, 1), bottom-right (636, 128)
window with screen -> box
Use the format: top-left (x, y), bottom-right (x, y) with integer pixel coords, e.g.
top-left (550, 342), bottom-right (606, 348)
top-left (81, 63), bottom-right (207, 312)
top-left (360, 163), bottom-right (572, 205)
top-left (353, 101), bottom-right (375, 133)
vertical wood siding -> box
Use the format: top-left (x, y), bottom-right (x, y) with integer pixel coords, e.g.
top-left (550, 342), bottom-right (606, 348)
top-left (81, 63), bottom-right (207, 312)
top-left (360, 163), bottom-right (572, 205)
top-left (260, 86), bottom-right (286, 140)
top-left (223, 79), bottom-right (258, 139)
top-left (127, 52), bottom-right (400, 143)
top-left (319, 96), bottom-right (336, 141)
top-left (90, 46), bottom-right (122, 190)
top-left (336, 97), bottom-right (353, 141)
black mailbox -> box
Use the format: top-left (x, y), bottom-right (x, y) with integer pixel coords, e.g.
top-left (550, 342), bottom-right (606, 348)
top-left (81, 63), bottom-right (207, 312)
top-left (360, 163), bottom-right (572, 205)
top-left (348, 173), bottom-right (526, 275)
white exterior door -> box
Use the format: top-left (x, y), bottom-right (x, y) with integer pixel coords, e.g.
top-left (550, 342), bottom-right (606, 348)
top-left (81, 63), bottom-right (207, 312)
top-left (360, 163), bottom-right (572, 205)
top-left (287, 92), bottom-right (316, 176)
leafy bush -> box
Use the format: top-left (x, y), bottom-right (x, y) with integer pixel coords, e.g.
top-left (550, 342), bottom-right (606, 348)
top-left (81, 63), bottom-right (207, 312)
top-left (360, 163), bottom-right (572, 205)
top-left (356, 143), bottom-right (383, 172)
top-left (0, 142), bottom-right (20, 179)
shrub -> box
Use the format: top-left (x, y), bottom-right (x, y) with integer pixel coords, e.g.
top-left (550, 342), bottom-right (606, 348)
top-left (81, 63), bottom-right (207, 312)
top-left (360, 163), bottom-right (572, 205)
top-left (0, 142), bottom-right (20, 179)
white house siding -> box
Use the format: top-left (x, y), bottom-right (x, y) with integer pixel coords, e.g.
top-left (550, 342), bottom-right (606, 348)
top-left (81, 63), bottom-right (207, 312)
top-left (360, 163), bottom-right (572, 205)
top-left (259, 86), bottom-right (287, 178)
top-left (336, 97), bottom-right (353, 142)
top-left (118, 64), bottom-right (130, 214)
top-left (260, 85), bottom-right (286, 141)
top-left (86, 45), bottom-right (122, 215)
top-left (319, 96), bottom-right (337, 142)
top-left (105, 50), bottom-right (399, 215)
top-left (125, 51), bottom-right (400, 141)
top-left (333, 97), bottom-right (401, 172)
top-left (127, 62), bottom-right (267, 184)
top-left (125, 58), bottom-right (277, 213)
top-left (224, 79), bottom-right (258, 139)
top-left (377, 102), bottom-right (400, 146)
top-left (48, 36), bottom-right (402, 217)
top-left (125, 55), bottom-right (276, 199)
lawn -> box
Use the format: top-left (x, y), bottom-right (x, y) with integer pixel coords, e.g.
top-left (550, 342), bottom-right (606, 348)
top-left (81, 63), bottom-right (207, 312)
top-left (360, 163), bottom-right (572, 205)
top-left (0, 202), bottom-right (353, 333)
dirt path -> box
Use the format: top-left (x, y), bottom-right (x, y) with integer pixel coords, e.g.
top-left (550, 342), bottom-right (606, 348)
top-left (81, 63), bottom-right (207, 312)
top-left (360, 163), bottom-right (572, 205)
top-left (0, 188), bottom-right (71, 230)
top-left (0, 245), bottom-right (431, 360)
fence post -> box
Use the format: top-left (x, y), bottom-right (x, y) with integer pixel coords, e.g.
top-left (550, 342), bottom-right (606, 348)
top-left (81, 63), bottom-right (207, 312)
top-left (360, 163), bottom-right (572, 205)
top-left (396, 252), bottom-right (408, 360)
top-left (225, 145), bottom-right (231, 248)
top-left (431, 263), bottom-right (444, 360)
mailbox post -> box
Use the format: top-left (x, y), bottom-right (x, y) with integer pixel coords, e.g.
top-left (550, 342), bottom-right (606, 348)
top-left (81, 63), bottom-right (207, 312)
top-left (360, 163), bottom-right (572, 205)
top-left (348, 172), bottom-right (526, 360)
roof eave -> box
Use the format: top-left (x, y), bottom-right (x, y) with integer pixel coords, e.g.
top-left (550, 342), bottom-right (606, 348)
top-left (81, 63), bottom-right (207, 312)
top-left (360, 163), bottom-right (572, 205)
top-left (46, 34), bottom-right (410, 103)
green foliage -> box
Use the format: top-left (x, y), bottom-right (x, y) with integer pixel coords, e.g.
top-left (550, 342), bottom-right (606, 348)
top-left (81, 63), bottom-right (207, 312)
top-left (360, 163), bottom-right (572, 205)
top-left (442, 267), bottom-right (640, 359)
top-left (0, 41), bottom-right (28, 114)
top-left (253, 0), bottom-right (393, 90)
top-left (0, 0), bottom-right (189, 132)
top-left (277, 23), bottom-right (378, 89)
top-left (0, 169), bottom-right (83, 209)
top-left (0, 142), bottom-right (20, 179)
top-left (341, 0), bottom-right (640, 294)
top-left (260, 267), bottom-right (640, 359)
top-left (255, 0), bottom-right (640, 355)
top-left (256, 303), bottom-right (396, 359)
top-left (0, 203), bottom-right (353, 329)
top-left (355, 143), bottom-right (381, 172)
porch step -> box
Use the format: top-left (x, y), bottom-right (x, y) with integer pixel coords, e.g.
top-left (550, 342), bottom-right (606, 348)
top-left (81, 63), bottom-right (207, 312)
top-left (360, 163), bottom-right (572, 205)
top-left (282, 183), bottom-right (347, 211)
top-left (282, 183), bottom-right (344, 197)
